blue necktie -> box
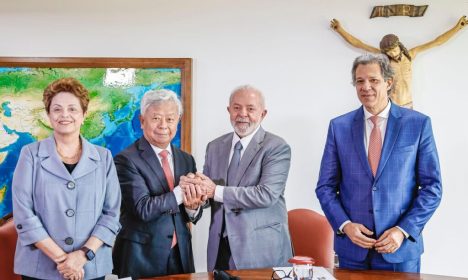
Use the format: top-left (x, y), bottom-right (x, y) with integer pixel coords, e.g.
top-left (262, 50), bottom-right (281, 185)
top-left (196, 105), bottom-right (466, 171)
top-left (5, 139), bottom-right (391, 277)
top-left (227, 141), bottom-right (243, 185)
top-left (222, 140), bottom-right (243, 239)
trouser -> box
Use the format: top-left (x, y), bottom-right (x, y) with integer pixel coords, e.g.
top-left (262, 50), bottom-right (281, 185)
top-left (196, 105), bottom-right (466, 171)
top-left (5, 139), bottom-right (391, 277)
top-left (338, 249), bottom-right (421, 273)
top-left (214, 236), bottom-right (236, 270)
top-left (167, 244), bottom-right (184, 275)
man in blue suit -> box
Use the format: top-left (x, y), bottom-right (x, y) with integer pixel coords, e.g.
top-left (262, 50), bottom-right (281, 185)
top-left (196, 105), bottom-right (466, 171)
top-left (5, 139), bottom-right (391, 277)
top-left (316, 53), bottom-right (442, 272)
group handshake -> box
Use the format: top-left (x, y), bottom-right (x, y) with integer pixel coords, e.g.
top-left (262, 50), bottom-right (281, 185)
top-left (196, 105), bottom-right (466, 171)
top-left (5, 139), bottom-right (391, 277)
top-left (179, 172), bottom-right (216, 210)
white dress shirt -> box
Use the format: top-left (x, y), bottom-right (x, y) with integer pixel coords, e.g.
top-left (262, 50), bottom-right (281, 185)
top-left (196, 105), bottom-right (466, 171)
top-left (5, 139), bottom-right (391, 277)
top-left (150, 144), bottom-right (185, 205)
top-left (214, 125), bottom-right (261, 202)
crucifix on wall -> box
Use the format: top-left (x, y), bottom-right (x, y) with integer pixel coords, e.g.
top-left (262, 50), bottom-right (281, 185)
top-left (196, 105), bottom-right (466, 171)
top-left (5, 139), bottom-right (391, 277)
top-left (331, 16), bottom-right (467, 109)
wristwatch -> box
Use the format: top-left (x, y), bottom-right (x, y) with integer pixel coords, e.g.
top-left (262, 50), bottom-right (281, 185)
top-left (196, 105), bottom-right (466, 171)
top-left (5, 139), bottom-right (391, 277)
top-left (80, 246), bottom-right (95, 261)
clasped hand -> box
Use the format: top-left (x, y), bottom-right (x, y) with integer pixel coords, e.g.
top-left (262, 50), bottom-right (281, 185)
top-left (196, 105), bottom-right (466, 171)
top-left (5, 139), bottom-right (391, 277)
top-left (343, 223), bottom-right (404, 254)
top-left (179, 172), bottom-right (215, 209)
top-left (56, 250), bottom-right (87, 280)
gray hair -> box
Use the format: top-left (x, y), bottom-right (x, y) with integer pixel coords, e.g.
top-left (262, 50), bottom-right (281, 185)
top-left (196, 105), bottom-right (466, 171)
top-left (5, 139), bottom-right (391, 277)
top-left (351, 53), bottom-right (395, 94)
top-left (140, 89), bottom-right (183, 116)
top-left (229, 84), bottom-right (266, 108)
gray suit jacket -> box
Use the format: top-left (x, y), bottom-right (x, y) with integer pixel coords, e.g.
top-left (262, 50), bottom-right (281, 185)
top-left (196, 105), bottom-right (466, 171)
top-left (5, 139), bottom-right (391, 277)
top-left (204, 127), bottom-right (292, 271)
top-left (12, 136), bottom-right (121, 280)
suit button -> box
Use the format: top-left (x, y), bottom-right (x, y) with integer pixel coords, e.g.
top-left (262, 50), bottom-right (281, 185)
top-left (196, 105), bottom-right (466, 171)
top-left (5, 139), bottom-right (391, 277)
top-left (369, 210), bottom-right (373, 214)
top-left (65, 209), bottom-right (75, 217)
top-left (17, 224), bottom-right (23, 230)
top-left (65, 237), bottom-right (74, 245)
top-left (67, 181), bottom-right (75, 190)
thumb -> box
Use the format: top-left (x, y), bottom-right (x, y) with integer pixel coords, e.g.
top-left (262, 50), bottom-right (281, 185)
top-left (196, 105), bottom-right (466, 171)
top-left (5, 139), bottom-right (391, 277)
top-left (359, 224), bottom-right (373, 236)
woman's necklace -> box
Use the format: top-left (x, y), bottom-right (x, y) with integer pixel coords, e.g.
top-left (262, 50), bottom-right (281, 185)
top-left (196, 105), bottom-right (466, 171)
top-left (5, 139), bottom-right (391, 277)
top-left (57, 143), bottom-right (82, 163)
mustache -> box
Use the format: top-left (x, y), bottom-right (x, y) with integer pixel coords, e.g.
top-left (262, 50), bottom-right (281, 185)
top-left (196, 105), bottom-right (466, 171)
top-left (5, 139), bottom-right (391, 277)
top-left (235, 118), bottom-right (250, 123)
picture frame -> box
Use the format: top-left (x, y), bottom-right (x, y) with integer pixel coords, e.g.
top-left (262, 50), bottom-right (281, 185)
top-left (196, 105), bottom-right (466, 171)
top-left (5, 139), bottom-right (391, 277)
top-left (0, 57), bottom-right (192, 218)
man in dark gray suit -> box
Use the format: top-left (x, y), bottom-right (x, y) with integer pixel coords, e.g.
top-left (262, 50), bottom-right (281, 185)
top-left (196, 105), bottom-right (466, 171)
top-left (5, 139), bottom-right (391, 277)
top-left (113, 89), bottom-right (203, 279)
top-left (182, 85), bottom-right (292, 271)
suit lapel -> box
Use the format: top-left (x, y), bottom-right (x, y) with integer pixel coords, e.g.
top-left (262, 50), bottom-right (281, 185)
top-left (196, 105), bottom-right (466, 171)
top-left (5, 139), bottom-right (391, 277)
top-left (72, 137), bottom-right (99, 179)
top-left (232, 127), bottom-right (265, 186)
top-left (352, 108), bottom-right (373, 180)
top-left (375, 103), bottom-right (402, 181)
top-left (39, 136), bottom-right (73, 181)
top-left (172, 144), bottom-right (185, 186)
top-left (138, 137), bottom-right (170, 193)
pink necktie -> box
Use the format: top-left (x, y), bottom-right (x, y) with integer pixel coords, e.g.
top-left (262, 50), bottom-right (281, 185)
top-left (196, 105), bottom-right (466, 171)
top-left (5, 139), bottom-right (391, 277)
top-left (368, 116), bottom-right (382, 177)
top-left (159, 150), bottom-right (177, 248)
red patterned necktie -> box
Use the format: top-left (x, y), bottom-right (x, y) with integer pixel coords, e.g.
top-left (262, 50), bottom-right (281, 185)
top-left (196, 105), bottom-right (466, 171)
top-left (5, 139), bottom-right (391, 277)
top-left (159, 150), bottom-right (177, 248)
top-left (368, 115), bottom-right (382, 177)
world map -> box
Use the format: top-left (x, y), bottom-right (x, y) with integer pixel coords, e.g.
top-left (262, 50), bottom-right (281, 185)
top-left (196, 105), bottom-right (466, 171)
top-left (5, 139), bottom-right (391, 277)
top-left (0, 67), bottom-right (182, 218)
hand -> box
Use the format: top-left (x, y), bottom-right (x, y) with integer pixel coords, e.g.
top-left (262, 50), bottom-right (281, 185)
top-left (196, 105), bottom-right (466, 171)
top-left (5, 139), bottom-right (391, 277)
top-left (194, 172), bottom-right (216, 199)
top-left (182, 182), bottom-right (204, 210)
top-left (458, 15), bottom-right (467, 28)
top-left (343, 222), bottom-right (376, 249)
top-left (180, 172), bottom-right (216, 199)
top-left (179, 173), bottom-right (198, 191)
top-left (375, 227), bottom-right (405, 254)
top-left (330, 18), bottom-right (341, 30)
top-left (62, 268), bottom-right (84, 280)
top-left (57, 251), bottom-right (87, 280)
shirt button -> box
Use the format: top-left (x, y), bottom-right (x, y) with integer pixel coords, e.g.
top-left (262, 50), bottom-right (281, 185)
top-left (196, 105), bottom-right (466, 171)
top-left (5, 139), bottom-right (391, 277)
top-left (17, 224), bottom-right (23, 230)
top-left (65, 209), bottom-right (75, 217)
top-left (65, 237), bottom-right (74, 245)
top-left (67, 181), bottom-right (75, 190)
top-left (372, 187), bottom-right (377, 191)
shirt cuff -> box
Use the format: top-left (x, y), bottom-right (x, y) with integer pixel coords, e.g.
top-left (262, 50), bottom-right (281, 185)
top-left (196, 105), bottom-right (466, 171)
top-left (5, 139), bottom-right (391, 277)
top-left (339, 220), bottom-right (351, 234)
top-left (214, 185), bottom-right (224, 202)
top-left (173, 185), bottom-right (184, 205)
top-left (185, 206), bottom-right (200, 218)
top-left (396, 226), bottom-right (410, 239)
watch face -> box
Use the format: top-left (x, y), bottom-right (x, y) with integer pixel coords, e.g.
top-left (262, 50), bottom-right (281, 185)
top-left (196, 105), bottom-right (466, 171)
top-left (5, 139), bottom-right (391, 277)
top-left (82, 247), bottom-right (95, 261)
top-left (86, 249), bottom-right (95, 261)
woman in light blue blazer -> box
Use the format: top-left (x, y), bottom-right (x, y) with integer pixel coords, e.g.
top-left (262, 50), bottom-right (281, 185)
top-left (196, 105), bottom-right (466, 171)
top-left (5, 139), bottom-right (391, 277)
top-left (12, 78), bottom-right (121, 280)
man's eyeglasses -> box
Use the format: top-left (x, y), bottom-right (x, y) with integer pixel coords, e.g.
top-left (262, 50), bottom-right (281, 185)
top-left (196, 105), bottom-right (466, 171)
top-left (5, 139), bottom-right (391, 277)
top-left (271, 269), bottom-right (292, 280)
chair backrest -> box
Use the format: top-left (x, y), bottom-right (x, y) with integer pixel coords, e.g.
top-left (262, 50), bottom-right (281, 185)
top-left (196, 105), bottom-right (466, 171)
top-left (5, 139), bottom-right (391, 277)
top-left (0, 215), bottom-right (21, 280)
top-left (287, 208), bottom-right (334, 268)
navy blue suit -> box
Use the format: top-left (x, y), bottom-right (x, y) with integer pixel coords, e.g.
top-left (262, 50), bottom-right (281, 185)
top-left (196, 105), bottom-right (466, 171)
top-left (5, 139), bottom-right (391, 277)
top-left (316, 104), bottom-right (442, 266)
top-left (112, 137), bottom-right (198, 279)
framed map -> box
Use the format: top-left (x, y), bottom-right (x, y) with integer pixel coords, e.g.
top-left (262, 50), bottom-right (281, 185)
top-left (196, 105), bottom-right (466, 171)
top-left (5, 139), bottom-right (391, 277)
top-left (0, 57), bottom-right (192, 218)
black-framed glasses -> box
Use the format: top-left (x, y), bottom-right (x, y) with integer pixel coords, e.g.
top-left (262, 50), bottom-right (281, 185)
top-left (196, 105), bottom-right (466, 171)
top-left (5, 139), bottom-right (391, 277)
top-left (271, 269), bottom-right (292, 280)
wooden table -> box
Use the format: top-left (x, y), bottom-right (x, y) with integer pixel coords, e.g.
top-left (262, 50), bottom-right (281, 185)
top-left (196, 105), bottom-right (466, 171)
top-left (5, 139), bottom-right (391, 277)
top-left (142, 268), bottom-right (467, 280)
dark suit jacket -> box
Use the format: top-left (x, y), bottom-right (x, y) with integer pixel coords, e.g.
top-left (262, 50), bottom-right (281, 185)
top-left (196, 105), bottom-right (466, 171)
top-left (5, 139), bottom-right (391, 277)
top-left (112, 137), bottom-right (198, 279)
top-left (316, 104), bottom-right (442, 263)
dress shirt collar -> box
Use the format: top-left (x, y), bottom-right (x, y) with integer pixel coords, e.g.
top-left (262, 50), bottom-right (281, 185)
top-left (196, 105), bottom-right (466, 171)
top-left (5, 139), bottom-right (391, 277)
top-left (232, 125), bottom-right (261, 151)
top-left (363, 99), bottom-right (392, 120)
top-left (150, 143), bottom-right (173, 159)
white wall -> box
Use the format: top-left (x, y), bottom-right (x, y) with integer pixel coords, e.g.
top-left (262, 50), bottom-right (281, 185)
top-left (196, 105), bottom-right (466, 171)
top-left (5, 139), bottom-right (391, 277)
top-left (1, 0), bottom-right (467, 277)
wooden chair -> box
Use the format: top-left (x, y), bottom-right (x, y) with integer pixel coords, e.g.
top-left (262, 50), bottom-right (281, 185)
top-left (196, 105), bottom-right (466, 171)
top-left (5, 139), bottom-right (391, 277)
top-left (0, 213), bottom-right (21, 280)
top-left (287, 208), bottom-right (334, 268)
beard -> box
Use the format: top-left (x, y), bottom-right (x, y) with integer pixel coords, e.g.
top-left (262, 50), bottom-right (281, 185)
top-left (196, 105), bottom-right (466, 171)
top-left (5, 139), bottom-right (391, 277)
top-left (231, 118), bottom-right (259, 137)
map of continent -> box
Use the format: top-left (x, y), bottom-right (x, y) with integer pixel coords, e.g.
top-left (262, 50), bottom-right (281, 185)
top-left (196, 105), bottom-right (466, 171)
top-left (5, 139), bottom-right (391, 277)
top-left (0, 67), bottom-right (182, 218)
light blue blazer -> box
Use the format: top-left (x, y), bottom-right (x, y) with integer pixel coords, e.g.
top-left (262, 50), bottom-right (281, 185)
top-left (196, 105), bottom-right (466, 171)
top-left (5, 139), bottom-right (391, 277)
top-left (12, 136), bottom-right (121, 279)
top-left (316, 103), bottom-right (442, 263)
